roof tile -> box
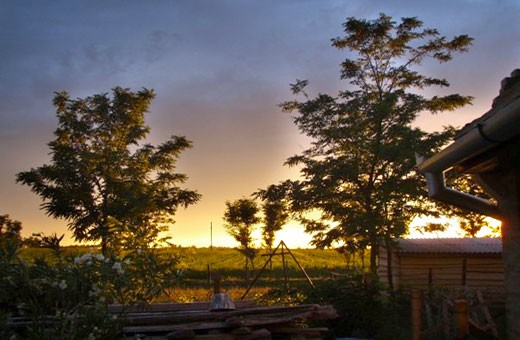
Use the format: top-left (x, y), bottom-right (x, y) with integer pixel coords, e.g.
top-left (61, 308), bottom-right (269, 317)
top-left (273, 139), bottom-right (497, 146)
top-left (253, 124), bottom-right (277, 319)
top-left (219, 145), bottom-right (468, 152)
top-left (397, 237), bottom-right (501, 254)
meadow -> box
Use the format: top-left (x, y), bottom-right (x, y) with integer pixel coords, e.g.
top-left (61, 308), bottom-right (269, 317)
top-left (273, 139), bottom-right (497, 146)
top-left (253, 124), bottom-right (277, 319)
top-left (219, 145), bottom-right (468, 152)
top-left (167, 246), bottom-right (352, 302)
top-left (18, 245), bottom-right (354, 303)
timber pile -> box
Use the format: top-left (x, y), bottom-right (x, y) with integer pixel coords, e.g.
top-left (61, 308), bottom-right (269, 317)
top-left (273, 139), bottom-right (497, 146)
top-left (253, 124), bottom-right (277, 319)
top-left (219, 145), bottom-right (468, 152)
top-left (110, 301), bottom-right (338, 339)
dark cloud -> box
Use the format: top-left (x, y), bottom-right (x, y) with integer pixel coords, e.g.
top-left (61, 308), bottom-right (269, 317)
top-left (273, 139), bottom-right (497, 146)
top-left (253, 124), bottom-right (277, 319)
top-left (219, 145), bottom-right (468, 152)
top-left (1, 0), bottom-right (518, 245)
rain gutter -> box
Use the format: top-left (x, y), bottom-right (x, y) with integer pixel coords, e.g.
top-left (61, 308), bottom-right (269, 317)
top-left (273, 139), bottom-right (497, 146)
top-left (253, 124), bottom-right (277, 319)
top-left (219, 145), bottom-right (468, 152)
top-left (416, 95), bottom-right (520, 218)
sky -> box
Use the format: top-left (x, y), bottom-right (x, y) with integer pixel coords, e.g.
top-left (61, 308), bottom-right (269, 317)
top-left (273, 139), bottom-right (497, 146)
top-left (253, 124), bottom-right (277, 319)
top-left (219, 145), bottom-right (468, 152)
top-left (1, 0), bottom-right (518, 248)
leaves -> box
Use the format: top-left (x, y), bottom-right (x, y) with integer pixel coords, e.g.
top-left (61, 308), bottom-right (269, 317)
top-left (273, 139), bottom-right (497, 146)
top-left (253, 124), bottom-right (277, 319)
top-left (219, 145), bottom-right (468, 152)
top-left (279, 14), bottom-right (473, 272)
top-left (223, 198), bottom-right (260, 275)
top-left (254, 183), bottom-right (291, 249)
top-left (17, 87), bottom-right (201, 253)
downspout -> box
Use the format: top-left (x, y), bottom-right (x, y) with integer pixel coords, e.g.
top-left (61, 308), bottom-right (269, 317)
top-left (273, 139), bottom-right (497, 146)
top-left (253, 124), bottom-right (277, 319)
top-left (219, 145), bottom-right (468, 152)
top-left (416, 94), bottom-right (520, 218)
top-left (415, 154), bottom-right (500, 218)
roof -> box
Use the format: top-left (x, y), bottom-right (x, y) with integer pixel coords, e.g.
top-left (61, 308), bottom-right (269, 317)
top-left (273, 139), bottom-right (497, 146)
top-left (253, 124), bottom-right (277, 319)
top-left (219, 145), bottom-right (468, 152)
top-left (456, 69), bottom-right (520, 140)
top-left (395, 238), bottom-right (502, 254)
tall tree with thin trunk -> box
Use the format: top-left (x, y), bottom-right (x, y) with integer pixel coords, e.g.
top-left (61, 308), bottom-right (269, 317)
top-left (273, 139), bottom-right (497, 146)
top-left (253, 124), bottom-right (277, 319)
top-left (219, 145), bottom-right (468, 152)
top-left (254, 183), bottom-right (290, 252)
top-left (17, 87), bottom-right (201, 254)
top-left (280, 14), bottom-right (473, 274)
top-left (223, 198), bottom-right (260, 280)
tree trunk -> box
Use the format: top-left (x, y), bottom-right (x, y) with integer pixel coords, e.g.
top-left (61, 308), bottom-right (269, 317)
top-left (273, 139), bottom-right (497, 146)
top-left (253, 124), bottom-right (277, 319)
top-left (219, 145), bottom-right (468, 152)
top-left (245, 257), bottom-right (250, 281)
top-left (101, 237), bottom-right (108, 256)
top-left (369, 242), bottom-right (378, 275)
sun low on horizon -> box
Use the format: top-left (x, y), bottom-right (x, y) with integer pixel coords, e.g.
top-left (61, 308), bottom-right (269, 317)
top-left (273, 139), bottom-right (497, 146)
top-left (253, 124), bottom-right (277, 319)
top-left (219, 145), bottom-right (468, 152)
top-left (1, 1), bottom-right (517, 251)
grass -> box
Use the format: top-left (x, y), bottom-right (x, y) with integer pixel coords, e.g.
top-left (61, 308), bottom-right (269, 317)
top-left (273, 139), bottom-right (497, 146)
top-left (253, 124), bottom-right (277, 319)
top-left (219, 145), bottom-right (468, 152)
top-left (163, 246), bottom-right (352, 302)
top-left (18, 245), bottom-right (353, 303)
top-left (172, 246), bottom-right (348, 275)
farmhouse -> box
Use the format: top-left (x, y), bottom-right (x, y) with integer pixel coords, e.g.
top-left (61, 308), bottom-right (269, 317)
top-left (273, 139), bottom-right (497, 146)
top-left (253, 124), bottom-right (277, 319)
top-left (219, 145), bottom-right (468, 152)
top-left (378, 238), bottom-right (503, 302)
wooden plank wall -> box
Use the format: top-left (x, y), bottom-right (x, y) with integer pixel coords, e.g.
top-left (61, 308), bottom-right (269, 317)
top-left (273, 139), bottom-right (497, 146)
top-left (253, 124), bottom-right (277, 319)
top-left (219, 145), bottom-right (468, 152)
top-left (398, 255), bottom-right (503, 289)
top-left (377, 247), bottom-right (400, 288)
top-left (378, 252), bottom-right (504, 303)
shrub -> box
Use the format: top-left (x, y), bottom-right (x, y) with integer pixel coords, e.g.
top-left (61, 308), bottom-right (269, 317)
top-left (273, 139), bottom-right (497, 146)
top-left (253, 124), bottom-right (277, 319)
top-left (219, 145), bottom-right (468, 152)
top-left (0, 241), bottom-right (180, 339)
top-left (259, 269), bottom-right (412, 339)
top-left (303, 273), bottom-right (411, 339)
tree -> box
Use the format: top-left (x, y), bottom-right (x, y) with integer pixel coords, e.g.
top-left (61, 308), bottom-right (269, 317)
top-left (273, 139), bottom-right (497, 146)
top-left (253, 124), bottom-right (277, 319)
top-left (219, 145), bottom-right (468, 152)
top-left (17, 87), bottom-right (201, 254)
top-left (223, 198), bottom-right (260, 279)
top-left (0, 214), bottom-right (23, 247)
top-left (254, 183), bottom-right (290, 251)
top-left (280, 14), bottom-right (473, 274)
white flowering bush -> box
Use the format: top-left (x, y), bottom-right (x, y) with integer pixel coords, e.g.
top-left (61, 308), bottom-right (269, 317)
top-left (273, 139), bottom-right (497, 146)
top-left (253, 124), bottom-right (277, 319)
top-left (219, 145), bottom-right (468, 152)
top-left (0, 239), bottom-right (181, 339)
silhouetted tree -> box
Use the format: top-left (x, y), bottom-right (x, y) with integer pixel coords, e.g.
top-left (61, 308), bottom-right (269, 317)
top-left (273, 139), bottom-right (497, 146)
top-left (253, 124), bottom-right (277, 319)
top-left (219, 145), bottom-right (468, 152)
top-left (254, 183), bottom-right (290, 251)
top-left (17, 87), bottom-right (201, 254)
top-left (280, 14), bottom-right (473, 273)
top-left (0, 214), bottom-right (22, 247)
top-left (223, 198), bottom-right (260, 280)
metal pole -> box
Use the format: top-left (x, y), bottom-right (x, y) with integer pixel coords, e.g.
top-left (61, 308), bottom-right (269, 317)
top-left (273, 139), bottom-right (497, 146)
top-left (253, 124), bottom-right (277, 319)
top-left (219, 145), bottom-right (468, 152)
top-left (281, 243), bottom-right (288, 288)
top-left (240, 241), bottom-right (282, 300)
top-left (282, 241), bottom-right (315, 288)
top-left (208, 222), bottom-right (213, 284)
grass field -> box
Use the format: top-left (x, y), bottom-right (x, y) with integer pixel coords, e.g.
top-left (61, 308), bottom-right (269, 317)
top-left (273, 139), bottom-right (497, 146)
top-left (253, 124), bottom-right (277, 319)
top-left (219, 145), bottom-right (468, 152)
top-left (18, 245), bottom-right (354, 303)
top-left (167, 246), bottom-right (352, 302)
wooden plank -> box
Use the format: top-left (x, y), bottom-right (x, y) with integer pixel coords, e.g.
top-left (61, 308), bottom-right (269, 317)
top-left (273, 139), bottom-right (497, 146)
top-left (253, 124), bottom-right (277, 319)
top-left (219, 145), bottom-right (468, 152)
top-left (126, 309), bottom-right (311, 326)
top-left (476, 290), bottom-right (498, 338)
top-left (126, 304), bottom-right (320, 318)
top-left (122, 308), bottom-right (336, 335)
top-left (123, 320), bottom-right (228, 334)
top-left (270, 327), bottom-right (329, 336)
top-left (108, 300), bottom-right (257, 313)
top-left (123, 304), bottom-right (334, 328)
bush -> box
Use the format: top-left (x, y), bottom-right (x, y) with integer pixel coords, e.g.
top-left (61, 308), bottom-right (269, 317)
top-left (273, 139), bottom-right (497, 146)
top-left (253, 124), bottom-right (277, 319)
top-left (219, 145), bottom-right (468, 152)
top-left (0, 241), bottom-right (181, 339)
top-left (308, 276), bottom-right (410, 338)
top-left (260, 270), bottom-right (412, 339)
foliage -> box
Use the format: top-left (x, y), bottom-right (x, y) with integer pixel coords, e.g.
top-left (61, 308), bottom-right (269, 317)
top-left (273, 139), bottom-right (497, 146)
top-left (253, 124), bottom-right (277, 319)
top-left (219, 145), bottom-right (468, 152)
top-left (0, 214), bottom-right (23, 247)
top-left (278, 13), bottom-right (473, 272)
top-left (258, 271), bottom-right (411, 339)
top-left (444, 175), bottom-right (499, 237)
top-left (0, 237), bottom-right (180, 339)
top-left (223, 198), bottom-right (261, 279)
top-left (16, 87), bottom-right (201, 254)
top-left (254, 183), bottom-right (290, 250)
top-left (258, 287), bottom-right (307, 306)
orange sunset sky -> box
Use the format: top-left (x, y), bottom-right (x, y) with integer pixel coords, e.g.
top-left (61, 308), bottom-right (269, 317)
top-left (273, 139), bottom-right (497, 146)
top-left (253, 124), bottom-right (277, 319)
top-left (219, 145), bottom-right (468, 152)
top-left (1, 1), bottom-right (517, 248)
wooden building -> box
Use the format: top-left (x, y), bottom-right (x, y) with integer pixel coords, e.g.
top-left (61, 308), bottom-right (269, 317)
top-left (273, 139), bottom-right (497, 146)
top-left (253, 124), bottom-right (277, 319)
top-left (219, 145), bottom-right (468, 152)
top-left (378, 238), bottom-right (504, 301)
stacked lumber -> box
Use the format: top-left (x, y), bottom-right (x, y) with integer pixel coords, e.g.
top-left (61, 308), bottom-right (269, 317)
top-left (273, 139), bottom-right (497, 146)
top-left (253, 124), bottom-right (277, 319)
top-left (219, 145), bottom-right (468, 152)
top-left (113, 301), bottom-right (338, 339)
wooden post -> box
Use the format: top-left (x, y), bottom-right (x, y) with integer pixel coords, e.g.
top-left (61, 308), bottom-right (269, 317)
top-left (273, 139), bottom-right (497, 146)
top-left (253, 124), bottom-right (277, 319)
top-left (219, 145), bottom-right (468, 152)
top-left (454, 299), bottom-right (469, 339)
top-left (461, 257), bottom-right (467, 286)
top-left (411, 289), bottom-right (422, 340)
